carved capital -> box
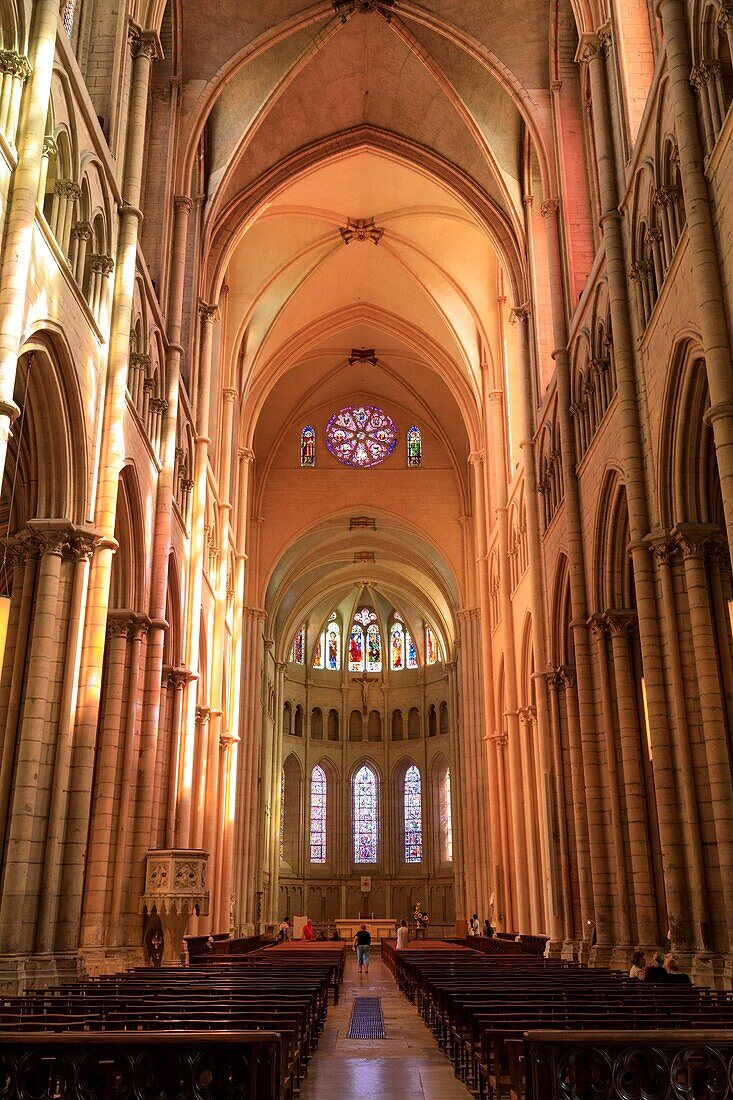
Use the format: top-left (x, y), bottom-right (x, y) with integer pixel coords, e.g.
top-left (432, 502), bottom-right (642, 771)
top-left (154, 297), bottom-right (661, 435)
top-left (718, 3), bottom-right (733, 29)
top-left (540, 199), bottom-right (559, 219)
top-left (238, 446), bottom-right (255, 463)
top-left (575, 32), bottom-right (602, 65)
top-left (672, 523), bottom-right (721, 561)
top-left (133, 31), bottom-right (160, 62)
top-left (130, 352), bottom-right (151, 373)
top-left (517, 705), bottom-right (537, 725)
top-left (72, 220), bottom-right (93, 242)
top-left (0, 50), bottom-right (31, 80)
top-left (468, 449), bottom-right (485, 467)
top-left (509, 303), bottom-right (531, 325)
top-left (173, 195), bottom-right (193, 215)
top-left (90, 253), bottom-right (114, 276)
top-left (195, 705), bottom-right (211, 726)
top-left (198, 301), bottom-right (219, 324)
top-left (603, 608), bottom-right (637, 638)
top-left (646, 533), bottom-right (678, 565)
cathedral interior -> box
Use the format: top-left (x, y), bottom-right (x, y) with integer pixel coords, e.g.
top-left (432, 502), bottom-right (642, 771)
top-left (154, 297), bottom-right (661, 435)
top-left (0, 0), bottom-right (732, 1016)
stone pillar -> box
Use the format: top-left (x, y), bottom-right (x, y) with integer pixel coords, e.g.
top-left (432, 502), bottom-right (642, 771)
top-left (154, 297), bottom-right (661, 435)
top-left (559, 667), bottom-right (595, 951)
top-left (0, 1), bottom-right (59, 483)
top-left (178, 301), bottom-right (219, 845)
top-left (0, 524), bottom-right (71, 953)
top-left (64, 30), bottom-right (160, 956)
top-left (545, 672), bottom-right (574, 945)
top-left (541, 196), bottom-right (612, 947)
top-left (604, 610), bottom-right (660, 946)
top-left (673, 526), bottom-right (733, 947)
top-left (0, 49), bottom-right (31, 145)
top-left (578, 25), bottom-right (701, 958)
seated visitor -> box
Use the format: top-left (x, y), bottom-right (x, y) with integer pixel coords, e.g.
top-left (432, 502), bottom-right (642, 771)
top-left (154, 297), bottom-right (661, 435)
top-left (665, 955), bottom-right (692, 984)
top-left (644, 951), bottom-right (667, 982)
top-left (331, 929), bottom-right (340, 941)
top-left (629, 950), bottom-right (646, 979)
top-left (484, 919), bottom-right (494, 938)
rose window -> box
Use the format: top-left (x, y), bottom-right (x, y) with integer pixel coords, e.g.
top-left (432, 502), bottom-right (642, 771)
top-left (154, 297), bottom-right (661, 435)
top-left (325, 405), bottom-right (397, 468)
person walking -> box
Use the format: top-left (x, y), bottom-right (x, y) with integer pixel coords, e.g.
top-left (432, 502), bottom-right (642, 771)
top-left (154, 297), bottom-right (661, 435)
top-left (354, 923), bottom-right (371, 975)
top-left (396, 919), bottom-right (409, 950)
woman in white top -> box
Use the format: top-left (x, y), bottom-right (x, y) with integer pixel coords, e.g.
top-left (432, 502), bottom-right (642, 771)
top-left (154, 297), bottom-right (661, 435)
top-left (629, 949), bottom-right (646, 979)
top-left (396, 919), bottom-right (409, 950)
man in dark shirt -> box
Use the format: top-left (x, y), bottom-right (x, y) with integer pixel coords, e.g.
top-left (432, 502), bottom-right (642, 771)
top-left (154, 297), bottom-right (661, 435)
top-left (644, 951), bottom-right (667, 982)
top-left (354, 924), bottom-right (371, 975)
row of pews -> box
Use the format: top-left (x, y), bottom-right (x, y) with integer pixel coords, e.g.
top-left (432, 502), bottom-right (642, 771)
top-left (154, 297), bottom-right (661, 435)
top-left (382, 939), bottom-right (733, 1099)
top-left (0, 940), bottom-right (345, 1100)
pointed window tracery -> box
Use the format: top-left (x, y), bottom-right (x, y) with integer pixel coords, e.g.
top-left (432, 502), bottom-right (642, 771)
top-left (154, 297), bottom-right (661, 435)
top-left (404, 764), bottom-right (423, 863)
top-left (353, 764), bottom-right (378, 863)
top-left (310, 764), bottom-right (327, 863)
top-left (366, 622), bottom-right (382, 672)
top-left (289, 627), bottom-right (304, 664)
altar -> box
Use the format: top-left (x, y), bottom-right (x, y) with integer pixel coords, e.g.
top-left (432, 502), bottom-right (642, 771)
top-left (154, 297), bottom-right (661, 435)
top-left (335, 918), bottom-right (396, 943)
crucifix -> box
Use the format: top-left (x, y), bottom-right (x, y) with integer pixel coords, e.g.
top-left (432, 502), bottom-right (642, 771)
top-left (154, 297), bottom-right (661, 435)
top-left (352, 672), bottom-right (379, 713)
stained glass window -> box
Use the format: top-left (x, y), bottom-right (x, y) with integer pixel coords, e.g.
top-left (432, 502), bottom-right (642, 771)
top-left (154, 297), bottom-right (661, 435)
top-left (407, 631), bottom-right (418, 669)
top-left (326, 621), bottom-right (340, 670)
top-left (442, 768), bottom-right (453, 862)
top-left (425, 625), bottom-right (438, 665)
top-left (290, 627), bottom-right (304, 664)
top-left (300, 425), bottom-right (316, 467)
top-left (279, 768), bottom-right (285, 860)
top-left (313, 634), bottom-right (324, 669)
top-left (310, 764), bottom-right (327, 863)
top-left (404, 764), bottom-right (423, 863)
top-left (61, 0), bottom-right (77, 36)
top-left (325, 405), bottom-right (397, 468)
top-left (390, 622), bottom-right (404, 670)
top-left (366, 623), bottom-right (382, 672)
top-left (348, 625), bottom-right (364, 671)
top-left (353, 764), bottom-right (378, 863)
top-left (407, 426), bottom-right (422, 467)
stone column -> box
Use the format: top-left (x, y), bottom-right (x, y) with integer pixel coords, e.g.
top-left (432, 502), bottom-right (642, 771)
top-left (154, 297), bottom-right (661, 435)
top-left (0, 524), bottom-right (70, 953)
top-left (64, 29), bottom-right (160, 954)
top-left (164, 668), bottom-right (191, 848)
top-left (545, 672), bottom-right (574, 944)
top-left (36, 530), bottom-right (98, 953)
top-left (79, 614), bottom-right (135, 950)
top-left (604, 610), bottom-right (660, 946)
top-left (178, 301), bottom-right (219, 845)
top-left (656, 0), bottom-right (733, 553)
top-left (647, 537), bottom-right (709, 948)
top-left (559, 667), bottom-right (594, 949)
top-left (589, 615), bottom-right (632, 948)
top-left (673, 526), bottom-right (733, 946)
top-left (510, 302), bottom-right (561, 941)
top-left (541, 196), bottom-right (611, 947)
top-left (0, 49), bottom-right (31, 145)
top-left (578, 25), bottom-right (701, 957)
top-left (0, 1), bottom-right (59, 483)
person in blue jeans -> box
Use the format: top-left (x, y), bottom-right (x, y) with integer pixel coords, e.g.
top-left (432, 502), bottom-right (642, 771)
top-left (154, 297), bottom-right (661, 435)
top-left (354, 924), bottom-right (371, 975)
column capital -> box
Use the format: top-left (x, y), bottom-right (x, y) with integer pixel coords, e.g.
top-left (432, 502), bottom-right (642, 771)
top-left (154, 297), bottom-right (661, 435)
top-left (0, 49), bottom-right (31, 80)
top-left (509, 302), bottom-right (531, 325)
top-left (718, 3), bottom-right (733, 28)
top-left (173, 195), bottom-right (193, 215)
top-left (468, 449), bottom-right (485, 466)
top-left (72, 220), bottom-right (93, 242)
top-left (222, 387), bottom-right (239, 403)
top-left (517, 705), bottom-right (537, 725)
top-left (603, 608), bottom-right (637, 638)
top-left (540, 198), bottom-right (559, 218)
top-left (238, 446), bottom-right (255, 463)
top-left (198, 301), bottom-right (220, 324)
top-left (575, 32), bottom-right (603, 65)
top-left (645, 531), bottom-right (678, 564)
top-left (671, 522), bottom-right (722, 560)
top-left (195, 705), bottom-right (211, 725)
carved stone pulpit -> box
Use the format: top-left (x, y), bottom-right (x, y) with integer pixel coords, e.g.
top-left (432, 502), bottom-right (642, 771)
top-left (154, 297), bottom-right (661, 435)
top-left (141, 849), bottom-right (209, 965)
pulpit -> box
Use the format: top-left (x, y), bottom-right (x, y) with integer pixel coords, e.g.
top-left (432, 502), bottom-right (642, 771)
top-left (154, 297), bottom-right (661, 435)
top-left (141, 849), bottom-right (209, 965)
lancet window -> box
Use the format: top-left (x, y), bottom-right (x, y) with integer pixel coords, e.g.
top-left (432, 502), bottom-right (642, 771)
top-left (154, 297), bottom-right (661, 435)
top-left (353, 764), bottom-right (378, 863)
top-left (407, 425), bottom-right (422, 467)
top-left (442, 768), bottom-right (453, 862)
top-left (310, 765), bottom-right (327, 863)
top-left (404, 764), bottom-right (423, 863)
top-left (425, 625), bottom-right (438, 665)
top-left (300, 425), bottom-right (316, 467)
top-left (289, 627), bottom-right (304, 664)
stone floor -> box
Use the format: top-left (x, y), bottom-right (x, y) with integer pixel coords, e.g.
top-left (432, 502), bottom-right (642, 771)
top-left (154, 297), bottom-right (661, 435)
top-left (300, 950), bottom-right (470, 1099)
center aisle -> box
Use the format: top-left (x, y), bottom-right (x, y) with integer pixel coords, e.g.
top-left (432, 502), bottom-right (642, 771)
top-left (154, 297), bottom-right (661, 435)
top-left (300, 949), bottom-right (470, 1100)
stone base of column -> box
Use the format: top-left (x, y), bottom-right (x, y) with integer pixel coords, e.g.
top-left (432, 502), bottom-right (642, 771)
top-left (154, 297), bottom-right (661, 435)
top-left (560, 939), bottom-right (581, 962)
top-left (544, 939), bottom-right (565, 959)
top-left (0, 952), bottom-right (82, 994)
top-left (77, 945), bottom-right (145, 978)
top-left (577, 939), bottom-right (593, 965)
top-left (692, 951), bottom-right (733, 990)
top-left (589, 942), bottom-right (619, 969)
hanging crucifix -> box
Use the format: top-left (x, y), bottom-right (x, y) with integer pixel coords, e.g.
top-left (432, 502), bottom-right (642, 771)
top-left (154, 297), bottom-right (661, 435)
top-left (351, 672), bottom-right (379, 713)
